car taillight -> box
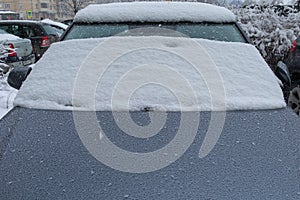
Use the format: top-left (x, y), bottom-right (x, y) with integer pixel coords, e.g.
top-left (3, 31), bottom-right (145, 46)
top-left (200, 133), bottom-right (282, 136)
top-left (41, 36), bottom-right (50, 47)
top-left (8, 43), bottom-right (14, 49)
top-left (8, 49), bottom-right (17, 57)
top-left (290, 40), bottom-right (297, 52)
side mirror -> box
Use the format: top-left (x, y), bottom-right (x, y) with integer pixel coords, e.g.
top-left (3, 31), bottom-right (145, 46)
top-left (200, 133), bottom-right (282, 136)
top-left (8, 66), bottom-right (32, 90)
top-left (275, 61), bottom-right (291, 88)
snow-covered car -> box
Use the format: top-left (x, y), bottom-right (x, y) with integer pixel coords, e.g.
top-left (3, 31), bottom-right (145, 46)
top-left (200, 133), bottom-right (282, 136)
top-left (0, 29), bottom-right (35, 67)
top-left (41, 19), bottom-right (68, 37)
top-left (1, 2), bottom-right (300, 199)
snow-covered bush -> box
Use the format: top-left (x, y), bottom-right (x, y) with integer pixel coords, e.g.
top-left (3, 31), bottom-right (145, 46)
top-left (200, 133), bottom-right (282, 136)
top-left (232, 4), bottom-right (300, 68)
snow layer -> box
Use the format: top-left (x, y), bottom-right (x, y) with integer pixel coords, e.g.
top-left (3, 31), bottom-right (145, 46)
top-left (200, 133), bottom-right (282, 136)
top-left (14, 37), bottom-right (285, 111)
top-left (42, 19), bottom-right (68, 30)
top-left (74, 2), bottom-right (236, 23)
top-left (0, 33), bottom-right (20, 41)
top-left (232, 5), bottom-right (299, 66)
top-left (0, 75), bottom-right (17, 119)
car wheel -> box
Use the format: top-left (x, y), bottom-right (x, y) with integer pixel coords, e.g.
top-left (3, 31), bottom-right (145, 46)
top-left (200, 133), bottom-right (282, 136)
top-left (288, 86), bottom-right (300, 116)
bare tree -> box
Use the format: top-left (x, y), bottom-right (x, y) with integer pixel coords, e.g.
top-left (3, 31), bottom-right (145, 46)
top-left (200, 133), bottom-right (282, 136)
top-left (58, 0), bottom-right (94, 15)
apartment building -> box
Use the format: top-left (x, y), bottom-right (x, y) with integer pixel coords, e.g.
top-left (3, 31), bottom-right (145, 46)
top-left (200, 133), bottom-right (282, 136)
top-left (0, 0), bottom-right (96, 20)
top-left (0, 0), bottom-right (57, 20)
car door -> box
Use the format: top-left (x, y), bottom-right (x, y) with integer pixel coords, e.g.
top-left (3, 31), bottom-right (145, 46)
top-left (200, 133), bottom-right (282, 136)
top-left (21, 24), bottom-right (42, 58)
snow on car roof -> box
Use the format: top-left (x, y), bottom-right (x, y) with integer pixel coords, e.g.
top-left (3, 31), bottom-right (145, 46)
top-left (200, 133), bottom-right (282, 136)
top-left (0, 11), bottom-right (16, 14)
top-left (0, 33), bottom-right (20, 41)
top-left (0, 20), bottom-right (42, 24)
top-left (74, 2), bottom-right (236, 23)
top-left (14, 37), bottom-right (285, 111)
top-left (42, 19), bottom-right (68, 30)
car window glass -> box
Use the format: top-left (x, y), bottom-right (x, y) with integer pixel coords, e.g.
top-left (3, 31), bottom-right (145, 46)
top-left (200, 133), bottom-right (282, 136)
top-left (176, 24), bottom-right (245, 42)
top-left (126, 24), bottom-right (181, 37)
top-left (64, 23), bottom-right (246, 43)
top-left (0, 25), bottom-right (11, 33)
top-left (42, 24), bottom-right (58, 36)
top-left (11, 25), bottom-right (20, 36)
top-left (64, 24), bottom-right (129, 40)
top-left (50, 25), bottom-right (64, 36)
top-left (0, 29), bottom-right (7, 34)
top-left (22, 25), bottom-right (36, 37)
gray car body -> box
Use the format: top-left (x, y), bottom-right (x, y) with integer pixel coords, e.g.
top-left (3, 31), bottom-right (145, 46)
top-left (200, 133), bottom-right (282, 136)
top-left (0, 107), bottom-right (300, 199)
top-left (2, 38), bottom-right (35, 66)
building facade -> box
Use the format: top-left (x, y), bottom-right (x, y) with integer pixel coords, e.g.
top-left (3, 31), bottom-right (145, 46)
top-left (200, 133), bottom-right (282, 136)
top-left (0, 0), bottom-right (96, 21)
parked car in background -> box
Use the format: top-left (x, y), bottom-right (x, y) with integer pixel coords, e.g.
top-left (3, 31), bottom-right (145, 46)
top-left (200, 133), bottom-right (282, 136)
top-left (0, 29), bottom-right (34, 67)
top-left (1, 2), bottom-right (300, 199)
top-left (41, 19), bottom-right (68, 37)
top-left (281, 37), bottom-right (300, 115)
top-left (61, 19), bottom-right (73, 26)
top-left (0, 20), bottom-right (59, 60)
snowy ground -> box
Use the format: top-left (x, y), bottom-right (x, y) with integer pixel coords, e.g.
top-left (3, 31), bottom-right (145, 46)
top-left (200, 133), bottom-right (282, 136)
top-left (0, 73), bottom-right (17, 119)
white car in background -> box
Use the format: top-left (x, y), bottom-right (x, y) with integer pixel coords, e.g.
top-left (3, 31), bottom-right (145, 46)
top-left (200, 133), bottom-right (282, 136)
top-left (0, 29), bottom-right (35, 67)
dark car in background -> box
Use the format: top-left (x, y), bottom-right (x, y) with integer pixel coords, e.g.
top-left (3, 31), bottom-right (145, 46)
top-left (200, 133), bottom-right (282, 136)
top-left (282, 37), bottom-right (300, 115)
top-left (0, 20), bottom-right (59, 60)
top-left (61, 19), bottom-right (73, 26)
top-left (41, 19), bottom-right (68, 37)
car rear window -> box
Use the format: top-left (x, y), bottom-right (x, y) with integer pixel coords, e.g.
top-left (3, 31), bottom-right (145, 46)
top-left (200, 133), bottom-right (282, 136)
top-left (64, 24), bottom-right (128, 39)
top-left (0, 29), bottom-right (7, 34)
top-left (177, 24), bottom-right (245, 42)
top-left (64, 22), bottom-right (246, 43)
top-left (42, 24), bottom-right (58, 36)
top-left (0, 25), bottom-right (12, 34)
